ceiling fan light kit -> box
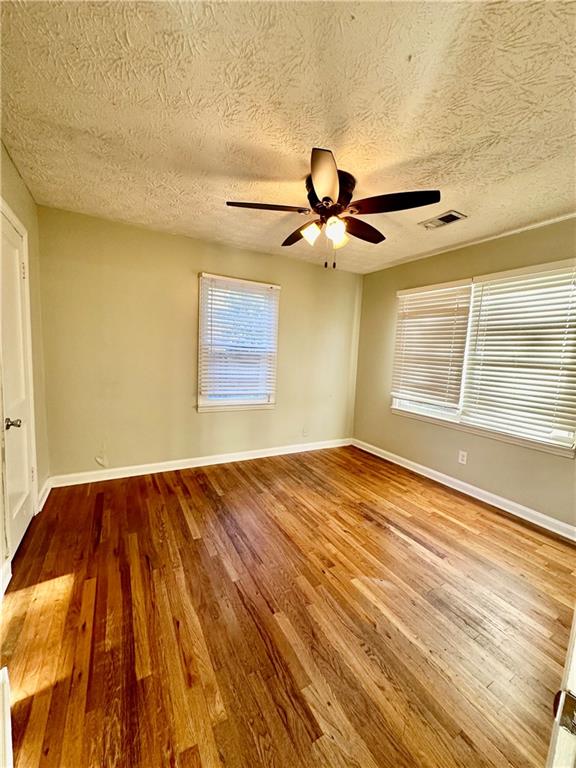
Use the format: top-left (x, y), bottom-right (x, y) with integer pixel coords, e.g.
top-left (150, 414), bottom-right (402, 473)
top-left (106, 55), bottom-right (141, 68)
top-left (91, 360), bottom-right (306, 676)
top-left (226, 148), bottom-right (441, 268)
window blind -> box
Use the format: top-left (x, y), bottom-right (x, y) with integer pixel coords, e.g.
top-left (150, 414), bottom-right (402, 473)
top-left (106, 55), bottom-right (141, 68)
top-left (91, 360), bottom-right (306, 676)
top-left (461, 264), bottom-right (576, 449)
top-left (391, 282), bottom-right (472, 415)
top-left (198, 273), bottom-right (280, 410)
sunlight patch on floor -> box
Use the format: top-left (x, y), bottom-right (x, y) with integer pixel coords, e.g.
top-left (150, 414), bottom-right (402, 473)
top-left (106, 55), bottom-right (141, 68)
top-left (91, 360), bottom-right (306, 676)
top-left (3, 573), bottom-right (75, 705)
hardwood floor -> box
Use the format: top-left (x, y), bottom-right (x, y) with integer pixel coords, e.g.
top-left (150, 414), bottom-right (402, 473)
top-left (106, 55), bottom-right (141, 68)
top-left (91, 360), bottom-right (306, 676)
top-left (2, 446), bottom-right (574, 768)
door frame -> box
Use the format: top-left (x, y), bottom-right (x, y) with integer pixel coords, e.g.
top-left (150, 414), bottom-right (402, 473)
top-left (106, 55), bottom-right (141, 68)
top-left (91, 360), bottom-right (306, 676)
top-left (0, 667), bottom-right (13, 768)
top-left (0, 370), bottom-right (10, 596)
top-left (547, 612), bottom-right (576, 766)
top-left (0, 197), bottom-right (38, 570)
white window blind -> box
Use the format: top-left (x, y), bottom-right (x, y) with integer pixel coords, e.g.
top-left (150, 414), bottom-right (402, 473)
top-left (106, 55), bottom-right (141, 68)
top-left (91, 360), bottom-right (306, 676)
top-left (391, 261), bottom-right (576, 454)
top-left (461, 264), bottom-right (576, 450)
top-left (198, 273), bottom-right (280, 411)
top-left (392, 282), bottom-right (472, 418)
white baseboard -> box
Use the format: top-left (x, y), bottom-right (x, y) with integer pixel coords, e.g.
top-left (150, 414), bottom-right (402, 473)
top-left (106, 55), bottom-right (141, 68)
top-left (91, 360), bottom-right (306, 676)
top-left (33, 437), bottom-right (575, 543)
top-left (351, 439), bottom-right (576, 541)
top-left (351, 439), bottom-right (576, 542)
top-left (36, 480), bottom-right (51, 514)
top-left (47, 438), bottom-right (352, 490)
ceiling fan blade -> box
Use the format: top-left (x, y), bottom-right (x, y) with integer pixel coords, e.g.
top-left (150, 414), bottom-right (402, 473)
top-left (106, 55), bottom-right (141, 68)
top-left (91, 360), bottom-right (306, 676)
top-left (226, 201), bottom-right (310, 213)
top-left (343, 216), bottom-right (386, 244)
top-left (350, 190), bottom-right (441, 215)
top-left (311, 148), bottom-right (340, 203)
top-left (281, 220), bottom-right (321, 247)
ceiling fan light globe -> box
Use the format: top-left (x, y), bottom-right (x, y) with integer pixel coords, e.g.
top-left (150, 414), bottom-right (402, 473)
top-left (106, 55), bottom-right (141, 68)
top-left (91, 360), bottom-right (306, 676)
top-left (332, 233), bottom-right (349, 250)
top-left (325, 216), bottom-right (347, 247)
top-left (301, 221), bottom-right (321, 245)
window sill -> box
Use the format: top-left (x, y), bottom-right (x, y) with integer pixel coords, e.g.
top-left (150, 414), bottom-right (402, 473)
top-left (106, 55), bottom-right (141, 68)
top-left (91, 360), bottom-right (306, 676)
top-left (197, 402), bottom-right (276, 413)
top-left (390, 406), bottom-right (575, 459)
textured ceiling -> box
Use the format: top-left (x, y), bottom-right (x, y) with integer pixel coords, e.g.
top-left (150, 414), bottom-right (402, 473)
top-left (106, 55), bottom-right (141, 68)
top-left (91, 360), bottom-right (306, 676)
top-left (1, 1), bottom-right (575, 273)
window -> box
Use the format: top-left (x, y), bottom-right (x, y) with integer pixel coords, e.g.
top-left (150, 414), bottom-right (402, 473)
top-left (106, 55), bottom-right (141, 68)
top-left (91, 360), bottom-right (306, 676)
top-left (392, 281), bottom-right (472, 421)
top-left (198, 273), bottom-right (280, 411)
top-left (391, 261), bottom-right (576, 454)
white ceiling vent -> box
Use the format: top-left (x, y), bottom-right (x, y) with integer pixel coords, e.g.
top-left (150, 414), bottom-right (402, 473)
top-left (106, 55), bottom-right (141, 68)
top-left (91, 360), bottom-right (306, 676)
top-left (419, 210), bottom-right (467, 230)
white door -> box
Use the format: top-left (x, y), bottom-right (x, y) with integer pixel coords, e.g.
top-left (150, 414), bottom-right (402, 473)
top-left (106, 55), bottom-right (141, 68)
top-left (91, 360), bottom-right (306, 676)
top-left (1, 209), bottom-right (36, 557)
top-left (548, 614), bottom-right (576, 767)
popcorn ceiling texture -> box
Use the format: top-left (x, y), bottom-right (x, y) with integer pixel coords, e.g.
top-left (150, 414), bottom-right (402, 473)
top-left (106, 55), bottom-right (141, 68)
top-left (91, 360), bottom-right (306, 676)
top-left (1, 1), bottom-right (575, 273)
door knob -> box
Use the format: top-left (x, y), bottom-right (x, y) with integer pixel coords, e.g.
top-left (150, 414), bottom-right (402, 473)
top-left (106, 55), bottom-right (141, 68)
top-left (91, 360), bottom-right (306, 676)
top-left (5, 417), bottom-right (22, 430)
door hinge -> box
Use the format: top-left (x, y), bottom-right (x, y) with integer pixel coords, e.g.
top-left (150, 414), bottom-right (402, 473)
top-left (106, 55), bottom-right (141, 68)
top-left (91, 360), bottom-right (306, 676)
top-left (21, 261), bottom-right (26, 280)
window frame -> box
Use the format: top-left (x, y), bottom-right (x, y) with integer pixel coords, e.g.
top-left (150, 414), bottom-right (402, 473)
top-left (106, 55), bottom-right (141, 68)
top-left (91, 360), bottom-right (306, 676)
top-left (391, 259), bottom-right (576, 458)
top-left (197, 272), bottom-right (281, 413)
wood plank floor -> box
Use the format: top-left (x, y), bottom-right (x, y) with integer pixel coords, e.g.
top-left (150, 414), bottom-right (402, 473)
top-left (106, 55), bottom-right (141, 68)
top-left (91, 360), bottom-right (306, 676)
top-left (2, 446), bottom-right (575, 768)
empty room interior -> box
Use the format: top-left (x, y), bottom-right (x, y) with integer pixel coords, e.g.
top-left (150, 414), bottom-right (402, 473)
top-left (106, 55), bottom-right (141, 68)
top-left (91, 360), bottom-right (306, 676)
top-left (1, 2), bottom-right (575, 767)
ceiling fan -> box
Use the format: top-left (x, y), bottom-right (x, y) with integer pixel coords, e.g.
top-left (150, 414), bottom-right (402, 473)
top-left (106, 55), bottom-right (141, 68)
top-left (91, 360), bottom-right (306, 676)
top-left (226, 148), bottom-right (441, 267)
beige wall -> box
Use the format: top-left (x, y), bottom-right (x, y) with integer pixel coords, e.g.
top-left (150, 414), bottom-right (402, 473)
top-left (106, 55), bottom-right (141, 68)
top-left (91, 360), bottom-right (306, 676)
top-left (1, 144), bottom-right (49, 486)
top-left (354, 219), bottom-right (576, 526)
top-left (38, 207), bottom-right (362, 475)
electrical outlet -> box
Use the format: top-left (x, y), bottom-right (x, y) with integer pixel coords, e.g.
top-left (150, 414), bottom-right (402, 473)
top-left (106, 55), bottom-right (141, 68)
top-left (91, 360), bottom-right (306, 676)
top-left (458, 450), bottom-right (468, 465)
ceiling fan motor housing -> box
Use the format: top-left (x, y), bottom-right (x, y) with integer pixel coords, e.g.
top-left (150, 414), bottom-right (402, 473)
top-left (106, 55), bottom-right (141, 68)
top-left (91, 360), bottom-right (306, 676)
top-left (305, 170), bottom-right (356, 218)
